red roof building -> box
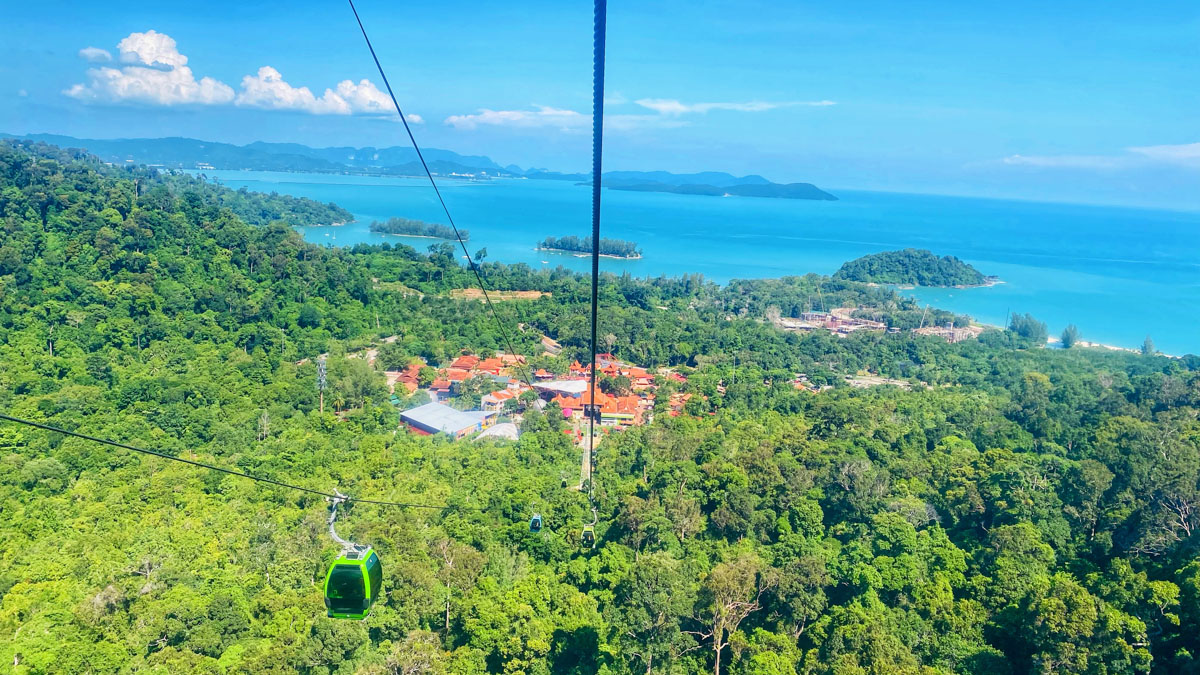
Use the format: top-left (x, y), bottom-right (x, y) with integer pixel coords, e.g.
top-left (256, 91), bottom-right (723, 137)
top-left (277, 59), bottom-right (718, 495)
top-left (481, 389), bottom-right (517, 411)
top-left (477, 357), bottom-right (505, 374)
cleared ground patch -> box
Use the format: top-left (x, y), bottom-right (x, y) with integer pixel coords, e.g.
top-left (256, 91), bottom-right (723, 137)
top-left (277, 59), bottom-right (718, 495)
top-left (450, 288), bottom-right (550, 301)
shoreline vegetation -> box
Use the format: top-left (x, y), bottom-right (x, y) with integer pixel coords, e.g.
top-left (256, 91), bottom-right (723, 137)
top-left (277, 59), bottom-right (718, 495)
top-left (370, 217), bottom-right (467, 241)
top-left (537, 235), bottom-right (642, 259)
top-left (888, 278), bottom-right (1005, 290)
top-left (834, 248), bottom-right (994, 287)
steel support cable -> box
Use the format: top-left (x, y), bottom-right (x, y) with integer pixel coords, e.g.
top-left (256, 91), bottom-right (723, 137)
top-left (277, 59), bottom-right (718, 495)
top-left (588, 0), bottom-right (608, 481)
top-left (347, 0), bottom-right (536, 393)
top-left (0, 413), bottom-right (447, 510)
top-left (585, 0), bottom-right (608, 513)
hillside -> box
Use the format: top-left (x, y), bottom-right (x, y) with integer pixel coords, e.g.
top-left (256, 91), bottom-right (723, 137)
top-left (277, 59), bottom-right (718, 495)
top-left (1, 141), bottom-right (1199, 674)
top-left (834, 248), bottom-right (990, 286)
top-left (1, 133), bottom-right (511, 178)
top-left (0, 134), bottom-right (836, 198)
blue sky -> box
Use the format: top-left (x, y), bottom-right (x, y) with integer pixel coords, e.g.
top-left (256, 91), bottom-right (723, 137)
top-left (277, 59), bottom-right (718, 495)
top-left (2, 0), bottom-right (1198, 208)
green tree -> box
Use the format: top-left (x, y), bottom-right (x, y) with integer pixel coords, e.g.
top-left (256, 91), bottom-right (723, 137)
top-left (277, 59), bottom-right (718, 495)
top-left (1061, 324), bottom-right (1081, 348)
top-left (690, 553), bottom-right (775, 675)
top-left (1142, 336), bottom-right (1156, 356)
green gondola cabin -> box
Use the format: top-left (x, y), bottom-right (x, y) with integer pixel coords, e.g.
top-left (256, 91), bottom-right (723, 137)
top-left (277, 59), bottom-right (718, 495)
top-left (324, 546), bottom-right (382, 619)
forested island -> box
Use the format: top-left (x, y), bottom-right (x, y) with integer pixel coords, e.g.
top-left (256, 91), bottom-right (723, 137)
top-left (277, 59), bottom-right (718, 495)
top-left (538, 235), bottom-right (641, 258)
top-left (4, 139), bottom-right (1200, 675)
top-left (834, 248), bottom-right (993, 286)
top-left (370, 216), bottom-right (467, 241)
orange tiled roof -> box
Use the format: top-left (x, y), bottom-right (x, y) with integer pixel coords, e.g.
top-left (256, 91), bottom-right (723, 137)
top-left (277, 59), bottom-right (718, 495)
top-left (478, 358), bottom-right (504, 372)
top-left (485, 389), bottom-right (516, 402)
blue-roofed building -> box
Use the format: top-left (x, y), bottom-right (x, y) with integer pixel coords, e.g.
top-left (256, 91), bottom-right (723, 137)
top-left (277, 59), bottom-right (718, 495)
top-left (400, 402), bottom-right (498, 439)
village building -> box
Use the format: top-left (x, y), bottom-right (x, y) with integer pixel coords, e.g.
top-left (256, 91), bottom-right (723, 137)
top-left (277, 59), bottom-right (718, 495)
top-left (476, 357), bottom-right (505, 375)
top-left (428, 379), bottom-right (452, 400)
top-left (914, 324), bottom-right (984, 343)
top-left (384, 362), bottom-right (423, 394)
top-left (449, 354), bottom-right (480, 370)
top-left (534, 380), bottom-right (589, 398)
top-left (401, 402), bottom-right (498, 439)
top-left (777, 308), bottom-right (888, 337)
top-left (481, 389), bottom-right (518, 412)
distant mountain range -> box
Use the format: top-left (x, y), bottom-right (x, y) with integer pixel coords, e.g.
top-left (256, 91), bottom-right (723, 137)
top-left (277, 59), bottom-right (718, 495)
top-left (0, 133), bottom-right (835, 201)
top-left (602, 179), bottom-right (837, 201)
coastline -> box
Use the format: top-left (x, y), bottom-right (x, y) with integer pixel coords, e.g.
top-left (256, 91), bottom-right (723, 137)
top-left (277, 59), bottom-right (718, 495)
top-left (204, 169), bottom-right (1200, 356)
top-left (374, 232), bottom-right (464, 242)
top-left (958, 320), bottom-right (1159, 356)
top-left (878, 278), bottom-right (1004, 291)
top-left (536, 246), bottom-right (643, 260)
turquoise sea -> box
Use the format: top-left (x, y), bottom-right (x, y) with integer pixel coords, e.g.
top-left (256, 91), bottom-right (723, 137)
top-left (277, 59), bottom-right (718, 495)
top-left (200, 170), bottom-right (1200, 356)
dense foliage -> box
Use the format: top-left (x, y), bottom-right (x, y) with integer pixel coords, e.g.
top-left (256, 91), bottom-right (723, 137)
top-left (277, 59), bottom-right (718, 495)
top-left (189, 177), bottom-right (354, 227)
top-left (834, 248), bottom-right (988, 287)
top-left (12, 142), bottom-right (354, 227)
top-left (1010, 312), bottom-right (1049, 345)
top-left (370, 217), bottom-right (466, 241)
top-left (539, 236), bottom-right (641, 258)
top-left (2, 141), bottom-right (1200, 675)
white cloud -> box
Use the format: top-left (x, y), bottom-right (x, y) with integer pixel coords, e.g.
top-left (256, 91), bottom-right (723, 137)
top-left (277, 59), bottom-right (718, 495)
top-left (1128, 142), bottom-right (1200, 166)
top-left (78, 46), bottom-right (112, 63)
top-left (635, 98), bottom-right (836, 116)
top-left (445, 106), bottom-right (590, 131)
top-left (329, 78), bottom-right (394, 114)
top-left (1001, 143), bottom-right (1200, 171)
top-left (235, 68), bottom-right (398, 116)
top-left (1001, 154), bottom-right (1124, 169)
top-left (117, 30), bottom-right (187, 68)
top-left (65, 30), bottom-right (234, 105)
top-left (444, 96), bottom-right (833, 133)
top-left (66, 31), bottom-right (402, 117)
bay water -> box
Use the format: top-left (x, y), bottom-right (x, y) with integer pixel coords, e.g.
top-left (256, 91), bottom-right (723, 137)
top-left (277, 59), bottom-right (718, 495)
top-left (199, 170), bottom-right (1200, 356)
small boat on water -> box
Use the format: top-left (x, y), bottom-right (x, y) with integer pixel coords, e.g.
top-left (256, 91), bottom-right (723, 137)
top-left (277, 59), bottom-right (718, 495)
top-left (541, 260), bottom-right (549, 264)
